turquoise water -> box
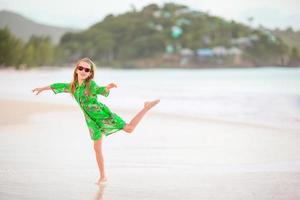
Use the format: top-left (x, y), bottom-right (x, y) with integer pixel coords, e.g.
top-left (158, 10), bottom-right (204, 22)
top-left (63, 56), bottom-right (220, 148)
top-left (1, 66), bottom-right (299, 130)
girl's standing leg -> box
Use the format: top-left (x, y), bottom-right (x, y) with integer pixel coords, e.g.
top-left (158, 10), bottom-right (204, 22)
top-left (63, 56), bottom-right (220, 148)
top-left (94, 135), bottom-right (107, 184)
top-left (123, 99), bottom-right (160, 133)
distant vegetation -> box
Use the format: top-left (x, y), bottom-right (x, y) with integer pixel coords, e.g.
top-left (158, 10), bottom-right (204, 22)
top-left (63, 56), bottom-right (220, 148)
top-left (0, 27), bottom-right (56, 68)
top-left (1, 3), bottom-right (299, 69)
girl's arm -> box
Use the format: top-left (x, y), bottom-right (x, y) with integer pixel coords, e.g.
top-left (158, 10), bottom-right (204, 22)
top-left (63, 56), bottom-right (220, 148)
top-left (32, 85), bottom-right (51, 95)
top-left (106, 83), bottom-right (117, 91)
top-left (32, 83), bottom-right (70, 95)
top-left (91, 80), bottom-right (117, 97)
top-left (49, 83), bottom-right (70, 94)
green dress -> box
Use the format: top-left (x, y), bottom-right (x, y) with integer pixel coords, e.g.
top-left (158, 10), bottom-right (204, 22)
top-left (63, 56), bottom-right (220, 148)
top-left (50, 79), bottom-right (126, 140)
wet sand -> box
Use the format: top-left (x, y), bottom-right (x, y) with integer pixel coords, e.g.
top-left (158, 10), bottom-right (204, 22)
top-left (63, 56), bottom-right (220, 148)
top-left (0, 98), bottom-right (299, 200)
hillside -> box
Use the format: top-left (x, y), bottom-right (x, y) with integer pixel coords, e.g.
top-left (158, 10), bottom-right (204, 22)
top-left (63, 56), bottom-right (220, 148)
top-left (59, 3), bottom-right (292, 67)
top-left (1, 4), bottom-right (299, 68)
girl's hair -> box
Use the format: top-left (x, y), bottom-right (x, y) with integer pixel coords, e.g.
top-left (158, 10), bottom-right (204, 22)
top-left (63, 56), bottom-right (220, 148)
top-left (70, 57), bottom-right (96, 97)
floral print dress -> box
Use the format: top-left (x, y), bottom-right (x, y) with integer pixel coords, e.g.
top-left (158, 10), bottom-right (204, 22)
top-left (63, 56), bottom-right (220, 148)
top-left (50, 79), bottom-right (126, 140)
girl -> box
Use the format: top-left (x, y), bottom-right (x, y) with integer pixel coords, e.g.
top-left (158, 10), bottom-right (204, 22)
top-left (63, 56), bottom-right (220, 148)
top-left (32, 57), bottom-right (160, 185)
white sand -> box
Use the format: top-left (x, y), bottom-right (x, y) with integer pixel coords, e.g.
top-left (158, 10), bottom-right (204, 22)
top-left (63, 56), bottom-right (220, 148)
top-left (0, 98), bottom-right (300, 200)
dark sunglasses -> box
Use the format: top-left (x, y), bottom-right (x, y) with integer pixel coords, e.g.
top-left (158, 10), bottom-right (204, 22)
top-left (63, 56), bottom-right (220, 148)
top-left (77, 66), bottom-right (91, 73)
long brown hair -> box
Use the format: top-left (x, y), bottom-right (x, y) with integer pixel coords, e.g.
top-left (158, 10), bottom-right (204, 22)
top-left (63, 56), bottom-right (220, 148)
top-left (69, 57), bottom-right (96, 98)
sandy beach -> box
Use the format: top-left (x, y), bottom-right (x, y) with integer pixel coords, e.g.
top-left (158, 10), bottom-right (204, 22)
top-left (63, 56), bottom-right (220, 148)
top-left (0, 97), bottom-right (299, 200)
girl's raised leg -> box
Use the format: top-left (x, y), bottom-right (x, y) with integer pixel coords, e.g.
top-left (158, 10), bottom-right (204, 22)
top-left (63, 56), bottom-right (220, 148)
top-left (123, 99), bottom-right (160, 133)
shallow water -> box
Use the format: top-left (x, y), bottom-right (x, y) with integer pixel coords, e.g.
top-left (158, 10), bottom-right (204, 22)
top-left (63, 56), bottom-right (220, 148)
top-left (1, 66), bottom-right (300, 130)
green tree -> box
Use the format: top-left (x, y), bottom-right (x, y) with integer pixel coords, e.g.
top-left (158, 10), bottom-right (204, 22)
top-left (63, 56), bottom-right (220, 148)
top-left (0, 27), bottom-right (23, 67)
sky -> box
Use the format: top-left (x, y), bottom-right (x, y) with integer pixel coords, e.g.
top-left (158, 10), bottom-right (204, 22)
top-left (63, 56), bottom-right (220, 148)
top-left (0, 0), bottom-right (299, 30)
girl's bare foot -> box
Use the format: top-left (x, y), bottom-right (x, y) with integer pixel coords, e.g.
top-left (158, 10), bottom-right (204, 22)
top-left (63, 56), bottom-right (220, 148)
top-left (144, 99), bottom-right (160, 110)
top-left (95, 177), bottom-right (108, 185)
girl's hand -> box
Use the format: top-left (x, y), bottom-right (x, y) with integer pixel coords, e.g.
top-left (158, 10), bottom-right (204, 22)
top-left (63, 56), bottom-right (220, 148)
top-left (32, 87), bottom-right (44, 95)
top-left (106, 83), bottom-right (117, 90)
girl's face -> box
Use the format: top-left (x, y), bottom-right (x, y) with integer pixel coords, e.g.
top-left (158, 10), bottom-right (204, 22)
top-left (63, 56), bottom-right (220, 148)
top-left (76, 61), bottom-right (92, 80)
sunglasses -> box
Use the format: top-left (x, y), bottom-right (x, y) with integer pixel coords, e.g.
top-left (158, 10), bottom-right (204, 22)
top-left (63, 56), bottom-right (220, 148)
top-left (77, 66), bottom-right (91, 73)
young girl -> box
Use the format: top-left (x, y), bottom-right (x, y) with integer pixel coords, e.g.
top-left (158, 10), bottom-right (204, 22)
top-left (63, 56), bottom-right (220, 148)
top-left (32, 57), bottom-right (160, 185)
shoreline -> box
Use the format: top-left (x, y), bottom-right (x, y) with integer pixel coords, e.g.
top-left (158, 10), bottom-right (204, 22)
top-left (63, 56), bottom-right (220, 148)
top-left (0, 98), bottom-right (75, 126)
top-left (1, 97), bottom-right (298, 133)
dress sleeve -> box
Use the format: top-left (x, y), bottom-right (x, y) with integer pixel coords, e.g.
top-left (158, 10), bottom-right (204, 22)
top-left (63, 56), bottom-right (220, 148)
top-left (91, 80), bottom-right (110, 97)
top-left (50, 83), bottom-right (71, 94)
